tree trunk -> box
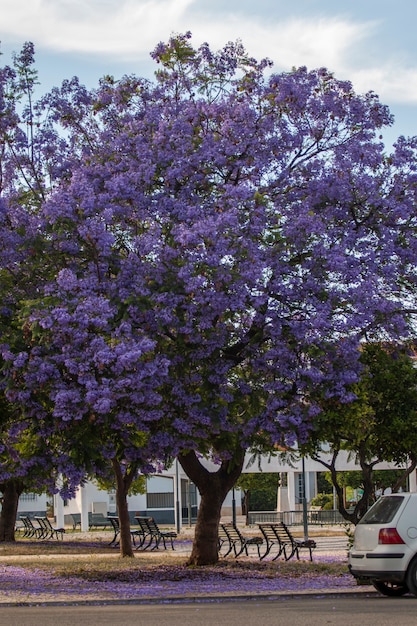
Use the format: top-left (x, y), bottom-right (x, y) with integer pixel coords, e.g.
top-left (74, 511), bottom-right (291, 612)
top-left (313, 450), bottom-right (358, 524)
top-left (241, 490), bottom-right (250, 525)
top-left (112, 458), bottom-right (135, 558)
top-left (354, 451), bottom-right (377, 521)
top-left (241, 490), bottom-right (249, 516)
top-left (392, 458), bottom-right (417, 493)
top-left (0, 479), bottom-right (24, 542)
top-left (178, 449), bottom-right (245, 565)
top-left (314, 448), bottom-right (379, 525)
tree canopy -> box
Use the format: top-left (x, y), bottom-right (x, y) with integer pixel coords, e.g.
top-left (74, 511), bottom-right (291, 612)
top-left (305, 343), bottom-right (417, 523)
top-left (1, 33), bottom-right (417, 562)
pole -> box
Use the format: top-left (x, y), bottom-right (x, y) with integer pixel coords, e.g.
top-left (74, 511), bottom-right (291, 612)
top-left (232, 488), bottom-right (236, 526)
top-left (174, 459), bottom-right (181, 534)
top-left (187, 480), bottom-right (192, 527)
top-left (301, 456), bottom-right (309, 541)
top-left (80, 483), bottom-right (89, 532)
top-left (54, 475), bottom-right (65, 528)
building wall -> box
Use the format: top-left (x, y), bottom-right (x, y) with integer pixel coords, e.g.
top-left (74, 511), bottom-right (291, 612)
top-left (15, 492), bottom-right (48, 518)
top-left (14, 451), bottom-right (417, 526)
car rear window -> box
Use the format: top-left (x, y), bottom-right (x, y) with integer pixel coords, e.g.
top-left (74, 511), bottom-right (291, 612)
top-left (358, 496), bottom-right (405, 524)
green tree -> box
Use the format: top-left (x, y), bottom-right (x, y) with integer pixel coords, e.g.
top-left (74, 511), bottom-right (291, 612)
top-left (310, 493), bottom-right (333, 509)
top-left (323, 469), bottom-right (410, 506)
top-left (317, 472), bottom-right (333, 494)
top-left (306, 344), bottom-right (417, 524)
top-left (236, 473), bottom-right (279, 521)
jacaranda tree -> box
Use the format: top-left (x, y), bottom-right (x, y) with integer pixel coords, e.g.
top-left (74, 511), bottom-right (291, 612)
top-left (2, 34), bottom-right (417, 563)
top-left (0, 43), bottom-right (85, 540)
top-left (0, 45), bottom-right (172, 555)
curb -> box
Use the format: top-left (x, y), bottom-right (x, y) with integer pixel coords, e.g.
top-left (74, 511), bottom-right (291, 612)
top-left (0, 586), bottom-right (377, 608)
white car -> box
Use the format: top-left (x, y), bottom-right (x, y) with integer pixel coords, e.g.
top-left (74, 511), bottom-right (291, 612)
top-left (348, 492), bottom-right (417, 596)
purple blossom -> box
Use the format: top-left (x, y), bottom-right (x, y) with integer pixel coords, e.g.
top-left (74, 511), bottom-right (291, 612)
top-left (0, 554), bottom-right (356, 602)
top-left (1, 36), bottom-right (417, 559)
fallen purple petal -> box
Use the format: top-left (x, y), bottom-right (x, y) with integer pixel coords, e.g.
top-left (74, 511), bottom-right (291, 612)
top-left (0, 554), bottom-right (358, 604)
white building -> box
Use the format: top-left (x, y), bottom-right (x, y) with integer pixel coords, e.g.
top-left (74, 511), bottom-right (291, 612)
top-left (15, 451), bottom-right (417, 530)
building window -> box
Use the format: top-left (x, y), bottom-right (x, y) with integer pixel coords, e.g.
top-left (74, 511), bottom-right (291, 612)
top-left (295, 473), bottom-right (304, 504)
top-left (20, 493), bottom-right (38, 502)
top-left (146, 492), bottom-right (174, 509)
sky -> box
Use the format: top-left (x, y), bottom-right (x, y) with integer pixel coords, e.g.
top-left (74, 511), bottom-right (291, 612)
top-left (1, 0), bottom-right (416, 148)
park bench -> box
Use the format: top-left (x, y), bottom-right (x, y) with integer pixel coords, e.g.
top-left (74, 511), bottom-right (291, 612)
top-left (258, 523), bottom-right (285, 560)
top-left (89, 512), bottom-right (110, 529)
top-left (135, 516), bottom-right (177, 550)
top-left (107, 516), bottom-right (145, 547)
top-left (218, 524), bottom-right (229, 554)
top-left (35, 516), bottom-right (65, 540)
top-left (14, 518), bottom-right (25, 536)
top-left (108, 516), bottom-right (121, 545)
top-left (70, 512), bottom-right (112, 530)
top-left (219, 523), bottom-right (263, 558)
top-left (20, 516), bottom-right (43, 539)
top-left (259, 522), bottom-right (316, 561)
top-left (71, 513), bottom-right (81, 530)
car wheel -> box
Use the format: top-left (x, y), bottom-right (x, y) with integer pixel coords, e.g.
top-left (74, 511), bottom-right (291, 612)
top-left (406, 557), bottom-right (417, 596)
top-left (372, 580), bottom-right (409, 596)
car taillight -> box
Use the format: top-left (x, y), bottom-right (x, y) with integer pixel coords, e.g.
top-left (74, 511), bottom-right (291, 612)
top-left (378, 528), bottom-right (405, 544)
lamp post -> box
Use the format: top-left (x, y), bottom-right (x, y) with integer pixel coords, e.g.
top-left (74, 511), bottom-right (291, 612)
top-left (174, 459), bottom-right (181, 534)
top-left (187, 480), bottom-right (192, 527)
top-left (301, 456), bottom-right (309, 542)
top-left (232, 487), bottom-right (236, 526)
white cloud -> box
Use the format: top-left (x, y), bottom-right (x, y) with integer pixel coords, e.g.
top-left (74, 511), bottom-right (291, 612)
top-left (1, 0), bottom-right (195, 56)
top-left (1, 0), bottom-right (417, 104)
top-left (191, 15), bottom-right (373, 71)
top-left (350, 66), bottom-right (417, 104)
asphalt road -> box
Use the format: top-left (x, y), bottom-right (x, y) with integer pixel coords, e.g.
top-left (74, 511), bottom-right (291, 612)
top-left (1, 595), bottom-right (417, 626)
